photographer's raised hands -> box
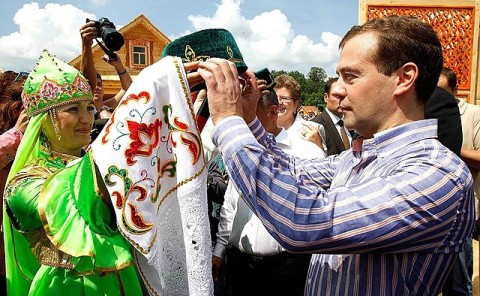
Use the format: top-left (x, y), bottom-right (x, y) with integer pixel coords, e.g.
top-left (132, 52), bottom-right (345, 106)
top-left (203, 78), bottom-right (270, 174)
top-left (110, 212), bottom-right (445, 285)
top-left (80, 21), bottom-right (99, 92)
top-left (80, 21), bottom-right (98, 47)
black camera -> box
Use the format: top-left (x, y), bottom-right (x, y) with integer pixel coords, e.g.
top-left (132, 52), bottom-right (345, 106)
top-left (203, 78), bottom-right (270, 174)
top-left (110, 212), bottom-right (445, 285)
top-left (87, 17), bottom-right (124, 52)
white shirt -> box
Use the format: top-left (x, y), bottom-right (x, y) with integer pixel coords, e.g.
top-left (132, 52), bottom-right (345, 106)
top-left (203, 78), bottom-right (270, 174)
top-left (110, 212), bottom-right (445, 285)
top-left (286, 114), bottom-right (327, 158)
top-left (200, 118), bottom-right (220, 164)
top-left (458, 98), bottom-right (480, 216)
top-left (213, 128), bottom-right (326, 258)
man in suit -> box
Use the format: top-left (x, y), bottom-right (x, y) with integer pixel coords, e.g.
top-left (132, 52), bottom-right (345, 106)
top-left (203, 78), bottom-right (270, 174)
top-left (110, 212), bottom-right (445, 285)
top-left (425, 86), bottom-right (462, 157)
top-left (311, 77), bottom-right (352, 155)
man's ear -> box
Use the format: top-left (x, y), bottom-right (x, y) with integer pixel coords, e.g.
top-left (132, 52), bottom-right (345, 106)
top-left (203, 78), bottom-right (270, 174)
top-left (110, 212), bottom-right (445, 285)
top-left (269, 105), bottom-right (279, 119)
top-left (393, 62), bottom-right (418, 96)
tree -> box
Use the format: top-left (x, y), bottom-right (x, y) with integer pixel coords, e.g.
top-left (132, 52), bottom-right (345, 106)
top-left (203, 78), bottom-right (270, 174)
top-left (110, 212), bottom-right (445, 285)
top-left (308, 67), bottom-right (327, 84)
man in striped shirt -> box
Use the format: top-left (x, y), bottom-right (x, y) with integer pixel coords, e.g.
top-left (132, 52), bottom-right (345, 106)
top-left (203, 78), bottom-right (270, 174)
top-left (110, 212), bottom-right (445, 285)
top-left (195, 15), bottom-right (475, 295)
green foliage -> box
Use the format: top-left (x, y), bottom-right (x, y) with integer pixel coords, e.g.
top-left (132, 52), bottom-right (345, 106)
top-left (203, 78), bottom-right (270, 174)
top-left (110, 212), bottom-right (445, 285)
top-left (271, 67), bottom-right (329, 108)
top-left (308, 67), bottom-right (328, 83)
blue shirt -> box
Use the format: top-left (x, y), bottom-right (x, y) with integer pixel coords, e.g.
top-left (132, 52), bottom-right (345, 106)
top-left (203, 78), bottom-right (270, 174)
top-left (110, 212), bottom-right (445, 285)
top-left (212, 116), bottom-right (475, 295)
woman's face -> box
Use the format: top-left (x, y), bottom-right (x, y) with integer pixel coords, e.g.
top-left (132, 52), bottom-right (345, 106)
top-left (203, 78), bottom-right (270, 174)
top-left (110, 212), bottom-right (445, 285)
top-left (43, 100), bottom-right (95, 156)
top-left (275, 86), bottom-right (300, 129)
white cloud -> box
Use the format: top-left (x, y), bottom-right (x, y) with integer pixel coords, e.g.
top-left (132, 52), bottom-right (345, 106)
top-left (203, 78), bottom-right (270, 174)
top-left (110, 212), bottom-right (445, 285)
top-left (185, 0), bottom-right (341, 76)
top-left (0, 2), bottom-right (95, 71)
top-left (0, 0), bottom-right (341, 76)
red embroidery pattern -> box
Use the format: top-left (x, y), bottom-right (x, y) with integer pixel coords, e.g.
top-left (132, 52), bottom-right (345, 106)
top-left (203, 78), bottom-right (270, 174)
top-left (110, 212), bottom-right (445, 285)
top-left (163, 105), bottom-right (202, 165)
top-left (120, 91), bottom-right (152, 105)
top-left (127, 203), bottom-right (153, 230)
top-left (102, 91), bottom-right (152, 144)
top-left (105, 166), bottom-right (154, 234)
top-left (93, 58), bottom-right (208, 255)
top-left (125, 119), bottom-right (162, 165)
top-left (181, 135), bottom-right (200, 164)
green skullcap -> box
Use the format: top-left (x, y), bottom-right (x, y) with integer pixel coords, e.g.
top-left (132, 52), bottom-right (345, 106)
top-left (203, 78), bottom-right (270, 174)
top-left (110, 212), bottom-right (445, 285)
top-left (254, 68), bottom-right (276, 90)
top-left (162, 28), bottom-right (247, 74)
top-left (21, 49), bottom-right (93, 117)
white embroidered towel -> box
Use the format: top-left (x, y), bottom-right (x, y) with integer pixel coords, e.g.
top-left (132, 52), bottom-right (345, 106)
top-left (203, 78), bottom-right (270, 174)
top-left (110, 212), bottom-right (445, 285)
top-left (91, 56), bottom-right (212, 295)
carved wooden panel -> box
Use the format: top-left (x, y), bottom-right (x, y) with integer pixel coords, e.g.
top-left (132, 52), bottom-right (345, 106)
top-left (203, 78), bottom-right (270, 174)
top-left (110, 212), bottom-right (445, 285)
top-left (367, 5), bottom-right (475, 91)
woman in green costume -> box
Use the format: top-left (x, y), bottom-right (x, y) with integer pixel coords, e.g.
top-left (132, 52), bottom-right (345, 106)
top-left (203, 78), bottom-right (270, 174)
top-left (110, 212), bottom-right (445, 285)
top-left (3, 50), bottom-right (142, 295)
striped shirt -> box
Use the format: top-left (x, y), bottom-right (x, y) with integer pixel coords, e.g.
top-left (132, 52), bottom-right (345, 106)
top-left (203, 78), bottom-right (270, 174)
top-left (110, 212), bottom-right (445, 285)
top-left (212, 116), bottom-right (475, 296)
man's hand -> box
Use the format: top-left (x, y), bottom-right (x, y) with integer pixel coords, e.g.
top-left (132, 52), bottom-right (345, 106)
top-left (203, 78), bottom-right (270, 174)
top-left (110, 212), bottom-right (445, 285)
top-left (301, 122), bottom-right (324, 148)
top-left (257, 79), bottom-right (270, 97)
top-left (80, 21), bottom-right (98, 47)
top-left (212, 255), bottom-right (224, 282)
top-left (197, 58), bottom-right (243, 124)
top-left (240, 71), bottom-right (260, 123)
top-left (183, 61), bottom-right (204, 90)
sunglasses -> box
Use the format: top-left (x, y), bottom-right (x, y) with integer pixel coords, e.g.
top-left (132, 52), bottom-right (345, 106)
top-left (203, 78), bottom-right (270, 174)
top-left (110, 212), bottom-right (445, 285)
top-left (14, 72), bottom-right (29, 82)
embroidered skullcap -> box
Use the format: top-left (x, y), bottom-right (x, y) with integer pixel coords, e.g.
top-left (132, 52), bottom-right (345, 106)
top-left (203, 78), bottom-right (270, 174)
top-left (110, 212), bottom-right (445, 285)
top-left (21, 49), bottom-right (93, 117)
top-left (162, 28), bottom-right (247, 74)
top-left (254, 68), bottom-right (276, 91)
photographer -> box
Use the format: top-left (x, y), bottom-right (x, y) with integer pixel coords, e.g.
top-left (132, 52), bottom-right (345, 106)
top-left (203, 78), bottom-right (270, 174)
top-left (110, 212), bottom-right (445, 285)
top-left (79, 20), bottom-right (132, 119)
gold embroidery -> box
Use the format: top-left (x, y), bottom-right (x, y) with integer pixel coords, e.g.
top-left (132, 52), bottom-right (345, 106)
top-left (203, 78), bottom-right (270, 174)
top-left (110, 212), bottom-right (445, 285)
top-left (90, 150), bottom-right (112, 207)
top-left (160, 59), bottom-right (206, 208)
top-left (22, 74), bottom-right (92, 117)
top-left (25, 229), bottom-right (74, 269)
top-left (38, 169), bottom-right (95, 259)
top-left (182, 45), bottom-right (210, 63)
top-left (41, 146), bottom-right (80, 166)
top-left (181, 44), bottom-right (244, 64)
top-left (6, 163), bottom-right (55, 200)
top-left (227, 45), bottom-right (244, 64)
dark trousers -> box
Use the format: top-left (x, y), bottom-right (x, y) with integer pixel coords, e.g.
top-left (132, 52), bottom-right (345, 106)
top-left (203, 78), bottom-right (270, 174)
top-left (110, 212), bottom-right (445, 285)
top-left (442, 237), bottom-right (473, 296)
top-left (0, 275), bottom-right (5, 296)
top-left (225, 247), bottom-right (311, 296)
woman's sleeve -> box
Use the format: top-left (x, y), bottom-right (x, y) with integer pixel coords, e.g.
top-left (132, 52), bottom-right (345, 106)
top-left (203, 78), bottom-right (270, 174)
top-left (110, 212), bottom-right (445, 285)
top-left (39, 152), bottom-right (134, 272)
top-left (0, 127), bottom-right (23, 170)
top-left (5, 166), bottom-right (47, 231)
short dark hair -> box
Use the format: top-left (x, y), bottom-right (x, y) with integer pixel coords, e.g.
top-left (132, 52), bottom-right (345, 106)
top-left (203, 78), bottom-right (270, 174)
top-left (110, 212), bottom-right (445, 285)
top-left (340, 15), bottom-right (443, 103)
top-left (259, 90), bottom-right (279, 108)
top-left (440, 67), bottom-right (457, 91)
top-left (324, 77), bottom-right (339, 95)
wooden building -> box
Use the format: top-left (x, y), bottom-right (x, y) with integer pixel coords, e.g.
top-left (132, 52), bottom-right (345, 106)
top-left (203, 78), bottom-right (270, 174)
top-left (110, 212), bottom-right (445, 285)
top-left (299, 105), bottom-right (320, 120)
top-left (360, 0), bottom-right (480, 104)
top-left (69, 14), bottom-right (170, 99)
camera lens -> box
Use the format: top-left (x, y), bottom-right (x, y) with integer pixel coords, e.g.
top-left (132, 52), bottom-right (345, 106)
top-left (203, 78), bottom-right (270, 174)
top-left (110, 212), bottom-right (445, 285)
top-left (94, 18), bottom-right (124, 52)
top-left (100, 27), bottom-right (124, 52)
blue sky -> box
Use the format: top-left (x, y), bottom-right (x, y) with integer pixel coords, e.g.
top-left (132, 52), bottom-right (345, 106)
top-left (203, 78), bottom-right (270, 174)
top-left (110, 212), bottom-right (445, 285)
top-left (0, 0), bottom-right (358, 76)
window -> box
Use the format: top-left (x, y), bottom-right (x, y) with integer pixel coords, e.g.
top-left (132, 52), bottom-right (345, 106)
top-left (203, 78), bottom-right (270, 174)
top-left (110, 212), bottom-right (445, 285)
top-left (133, 46), bottom-right (146, 65)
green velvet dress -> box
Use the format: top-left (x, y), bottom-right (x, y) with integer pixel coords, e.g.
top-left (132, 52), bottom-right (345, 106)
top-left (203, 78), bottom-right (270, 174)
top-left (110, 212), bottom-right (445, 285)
top-left (4, 149), bottom-right (142, 295)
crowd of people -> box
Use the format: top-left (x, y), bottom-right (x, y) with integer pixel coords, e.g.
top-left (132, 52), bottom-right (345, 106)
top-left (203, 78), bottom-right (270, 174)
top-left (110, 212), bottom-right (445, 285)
top-left (0, 14), bottom-right (478, 296)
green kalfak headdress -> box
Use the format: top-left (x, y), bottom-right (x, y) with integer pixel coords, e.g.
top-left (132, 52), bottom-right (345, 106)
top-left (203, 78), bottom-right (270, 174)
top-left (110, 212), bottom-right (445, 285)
top-left (21, 49), bottom-right (93, 117)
